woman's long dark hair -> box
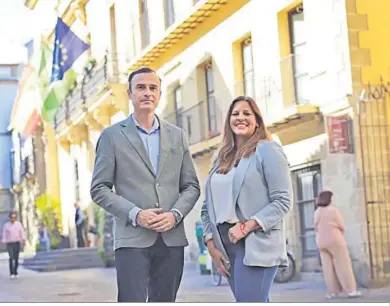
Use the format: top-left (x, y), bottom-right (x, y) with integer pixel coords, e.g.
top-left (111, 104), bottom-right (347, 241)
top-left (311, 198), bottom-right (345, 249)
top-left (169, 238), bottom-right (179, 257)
top-left (216, 96), bottom-right (271, 174)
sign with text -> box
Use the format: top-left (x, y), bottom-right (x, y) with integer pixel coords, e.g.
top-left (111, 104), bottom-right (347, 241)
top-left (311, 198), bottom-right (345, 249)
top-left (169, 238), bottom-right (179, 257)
top-left (327, 115), bottom-right (354, 154)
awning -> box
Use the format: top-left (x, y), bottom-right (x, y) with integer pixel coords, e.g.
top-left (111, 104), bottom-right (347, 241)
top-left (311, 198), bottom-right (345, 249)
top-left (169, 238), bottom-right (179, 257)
top-left (267, 104), bottom-right (321, 133)
top-left (129, 0), bottom-right (250, 71)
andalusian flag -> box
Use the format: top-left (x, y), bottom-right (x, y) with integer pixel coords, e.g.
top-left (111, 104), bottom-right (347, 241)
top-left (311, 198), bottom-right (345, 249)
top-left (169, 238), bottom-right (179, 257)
top-left (8, 39), bottom-right (51, 136)
top-left (41, 17), bottom-right (89, 121)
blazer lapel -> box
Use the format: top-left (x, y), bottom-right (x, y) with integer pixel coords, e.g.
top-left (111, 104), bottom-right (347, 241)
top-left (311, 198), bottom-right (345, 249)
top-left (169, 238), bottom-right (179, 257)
top-left (156, 120), bottom-right (171, 179)
top-left (232, 157), bottom-right (251, 205)
top-left (120, 117), bottom-right (155, 175)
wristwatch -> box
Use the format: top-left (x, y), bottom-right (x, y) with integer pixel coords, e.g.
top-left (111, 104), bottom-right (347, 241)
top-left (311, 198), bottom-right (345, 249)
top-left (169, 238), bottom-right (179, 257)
top-left (171, 210), bottom-right (182, 226)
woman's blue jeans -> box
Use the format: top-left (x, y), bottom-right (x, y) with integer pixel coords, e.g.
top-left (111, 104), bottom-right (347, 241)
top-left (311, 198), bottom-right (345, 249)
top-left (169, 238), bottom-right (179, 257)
top-left (218, 223), bottom-right (278, 302)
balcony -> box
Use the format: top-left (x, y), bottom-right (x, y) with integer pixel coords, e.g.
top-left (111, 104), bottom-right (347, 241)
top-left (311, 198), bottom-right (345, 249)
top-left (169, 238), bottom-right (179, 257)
top-left (67, 85), bottom-right (84, 123)
top-left (53, 54), bottom-right (127, 133)
top-left (280, 53), bottom-right (310, 108)
top-left (164, 101), bottom-right (207, 146)
top-left (82, 60), bottom-right (108, 106)
top-left (163, 94), bottom-right (225, 156)
top-left (264, 54), bottom-right (320, 136)
top-left (162, 72), bottom-right (321, 153)
top-left (54, 99), bottom-right (68, 132)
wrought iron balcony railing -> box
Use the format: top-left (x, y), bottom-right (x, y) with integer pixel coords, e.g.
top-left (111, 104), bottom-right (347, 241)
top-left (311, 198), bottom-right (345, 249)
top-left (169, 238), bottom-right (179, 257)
top-left (53, 54), bottom-right (123, 132)
top-left (67, 85), bottom-right (84, 122)
top-left (164, 101), bottom-right (207, 146)
top-left (82, 60), bottom-right (108, 106)
top-left (163, 96), bottom-right (224, 146)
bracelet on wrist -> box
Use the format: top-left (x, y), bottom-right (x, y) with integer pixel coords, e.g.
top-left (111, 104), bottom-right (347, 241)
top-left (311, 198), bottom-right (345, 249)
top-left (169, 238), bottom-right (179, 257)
top-left (239, 222), bottom-right (246, 235)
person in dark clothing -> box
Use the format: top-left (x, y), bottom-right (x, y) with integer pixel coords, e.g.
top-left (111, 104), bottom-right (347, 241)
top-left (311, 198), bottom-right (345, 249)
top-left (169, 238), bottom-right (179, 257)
top-left (74, 203), bottom-right (85, 248)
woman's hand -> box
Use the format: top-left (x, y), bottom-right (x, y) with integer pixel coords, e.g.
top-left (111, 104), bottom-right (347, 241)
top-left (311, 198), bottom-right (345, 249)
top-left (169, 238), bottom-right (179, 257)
top-left (242, 219), bottom-right (261, 236)
top-left (228, 222), bottom-right (247, 244)
top-left (206, 240), bottom-right (230, 277)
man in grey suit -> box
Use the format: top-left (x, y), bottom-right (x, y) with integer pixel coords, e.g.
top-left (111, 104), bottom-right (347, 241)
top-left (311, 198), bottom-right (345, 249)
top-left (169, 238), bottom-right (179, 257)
top-left (90, 67), bottom-right (200, 302)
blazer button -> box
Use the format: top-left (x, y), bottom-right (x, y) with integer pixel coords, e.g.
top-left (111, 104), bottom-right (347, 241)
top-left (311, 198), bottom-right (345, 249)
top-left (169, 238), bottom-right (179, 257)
top-left (155, 203), bottom-right (159, 207)
top-left (156, 183), bottom-right (160, 187)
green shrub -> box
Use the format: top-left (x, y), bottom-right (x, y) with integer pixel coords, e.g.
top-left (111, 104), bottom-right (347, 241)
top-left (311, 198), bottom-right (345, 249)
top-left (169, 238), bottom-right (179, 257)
top-left (35, 193), bottom-right (62, 248)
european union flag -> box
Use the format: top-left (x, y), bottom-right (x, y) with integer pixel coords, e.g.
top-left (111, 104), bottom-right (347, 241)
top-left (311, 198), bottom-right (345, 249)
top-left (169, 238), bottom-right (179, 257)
top-left (50, 17), bottom-right (89, 83)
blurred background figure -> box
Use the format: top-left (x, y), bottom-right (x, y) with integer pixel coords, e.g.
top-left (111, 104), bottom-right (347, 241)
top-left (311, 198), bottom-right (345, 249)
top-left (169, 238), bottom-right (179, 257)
top-left (74, 203), bottom-right (85, 248)
top-left (38, 221), bottom-right (51, 252)
top-left (2, 212), bottom-right (26, 279)
top-left (88, 225), bottom-right (100, 247)
top-left (314, 190), bottom-right (361, 299)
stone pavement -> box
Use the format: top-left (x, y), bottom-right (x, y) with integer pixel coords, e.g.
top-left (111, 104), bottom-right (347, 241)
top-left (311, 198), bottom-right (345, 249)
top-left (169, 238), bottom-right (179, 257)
top-left (0, 260), bottom-right (390, 302)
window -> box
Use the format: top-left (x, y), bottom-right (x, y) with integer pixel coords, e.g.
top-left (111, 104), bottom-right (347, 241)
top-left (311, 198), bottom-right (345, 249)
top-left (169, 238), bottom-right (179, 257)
top-left (289, 5), bottom-right (309, 104)
top-left (187, 116), bottom-right (192, 137)
top-left (140, 0), bottom-right (150, 48)
top-left (242, 37), bottom-right (255, 97)
top-left (174, 85), bottom-right (182, 110)
top-left (109, 5), bottom-right (118, 75)
top-left (0, 66), bottom-right (11, 77)
top-left (173, 86), bottom-right (182, 127)
top-left (164, 0), bottom-right (175, 29)
top-left (293, 165), bottom-right (322, 257)
top-left (205, 62), bottom-right (218, 134)
top-left (74, 160), bottom-right (80, 202)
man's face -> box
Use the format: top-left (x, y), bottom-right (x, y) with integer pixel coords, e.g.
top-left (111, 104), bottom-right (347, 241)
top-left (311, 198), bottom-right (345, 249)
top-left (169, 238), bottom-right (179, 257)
top-left (10, 214), bottom-right (16, 222)
top-left (129, 73), bottom-right (161, 113)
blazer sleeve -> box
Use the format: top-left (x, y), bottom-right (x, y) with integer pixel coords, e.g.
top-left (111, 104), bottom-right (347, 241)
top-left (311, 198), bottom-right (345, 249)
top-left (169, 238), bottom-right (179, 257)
top-left (171, 129), bottom-right (201, 218)
top-left (200, 179), bottom-right (213, 243)
top-left (90, 129), bottom-right (140, 222)
top-left (252, 141), bottom-right (293, 232)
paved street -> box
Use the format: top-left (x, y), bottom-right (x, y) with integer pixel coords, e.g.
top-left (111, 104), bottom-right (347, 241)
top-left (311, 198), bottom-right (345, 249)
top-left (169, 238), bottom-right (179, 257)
top-left (0, 260), bottom-right (390, 303)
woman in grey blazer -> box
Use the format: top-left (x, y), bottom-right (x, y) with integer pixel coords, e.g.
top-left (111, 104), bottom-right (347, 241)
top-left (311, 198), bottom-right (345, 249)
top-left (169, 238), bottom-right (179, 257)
top-left (201, 96), bottom-right (293, 302)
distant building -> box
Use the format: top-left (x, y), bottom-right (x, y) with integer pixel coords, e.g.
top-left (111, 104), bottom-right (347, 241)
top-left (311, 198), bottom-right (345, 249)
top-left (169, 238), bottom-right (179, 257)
top-left (8, 39), bottom-right (58, 252)
top-left (0, 63), bottom-right (21, 251)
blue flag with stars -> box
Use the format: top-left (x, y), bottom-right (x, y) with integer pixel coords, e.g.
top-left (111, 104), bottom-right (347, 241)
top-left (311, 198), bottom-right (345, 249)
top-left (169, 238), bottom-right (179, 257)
top-left (50, 17), bottom-right (89, 83)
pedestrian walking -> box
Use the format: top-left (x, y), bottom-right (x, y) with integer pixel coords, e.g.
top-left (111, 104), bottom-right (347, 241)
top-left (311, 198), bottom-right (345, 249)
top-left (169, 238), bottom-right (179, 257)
top-left (90, 67), bottom-right (200, 302)
top-left (38, 221), bottom-right (51, 252)
top-left (74, 203), bottom-right (85, 248)
top-left (201, 96), bottom-right (293, 302)
top-left (314, 190), bottom-right (362, 299)
top-left (2, 212), bottom-right (26, 279)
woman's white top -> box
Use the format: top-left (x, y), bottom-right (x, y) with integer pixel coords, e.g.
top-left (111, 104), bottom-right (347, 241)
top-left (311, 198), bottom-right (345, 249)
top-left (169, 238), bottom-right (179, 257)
top-left (210, 167), bottom-right (239, 225)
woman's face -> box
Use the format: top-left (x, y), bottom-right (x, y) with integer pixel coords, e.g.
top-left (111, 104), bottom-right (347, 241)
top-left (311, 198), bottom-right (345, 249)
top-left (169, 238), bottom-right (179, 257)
top-left (229, 100), bottom-right (257, 138)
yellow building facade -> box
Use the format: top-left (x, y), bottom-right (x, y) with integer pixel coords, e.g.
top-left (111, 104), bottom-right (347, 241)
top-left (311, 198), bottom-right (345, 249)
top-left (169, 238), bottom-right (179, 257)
top-left (28, 0), bottom-right (390, 284)
top-left (345, 0), bottom-right (390, 284)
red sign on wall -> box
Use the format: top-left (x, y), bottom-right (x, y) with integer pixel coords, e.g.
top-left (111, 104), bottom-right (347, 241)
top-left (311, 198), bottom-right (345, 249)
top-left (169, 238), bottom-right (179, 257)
top-left (327, 115), bottom-right (354, 154)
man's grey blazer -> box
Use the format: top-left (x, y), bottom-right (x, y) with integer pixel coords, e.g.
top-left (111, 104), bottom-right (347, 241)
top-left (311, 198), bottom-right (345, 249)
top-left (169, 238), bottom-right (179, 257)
top-left (90, 115), bottom-right (200, 250)
top-left (201, 141), bottom-right (293, 268)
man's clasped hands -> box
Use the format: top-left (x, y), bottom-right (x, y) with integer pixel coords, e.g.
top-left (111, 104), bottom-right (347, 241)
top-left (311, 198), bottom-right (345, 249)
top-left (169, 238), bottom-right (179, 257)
top-left (136, 208), bottom-right (176, 232)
